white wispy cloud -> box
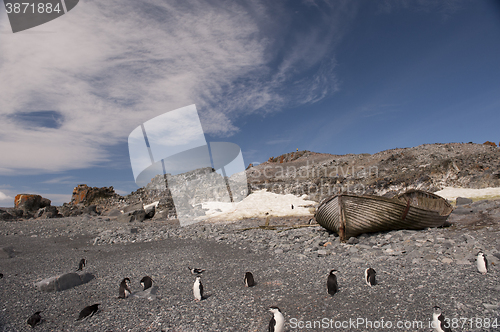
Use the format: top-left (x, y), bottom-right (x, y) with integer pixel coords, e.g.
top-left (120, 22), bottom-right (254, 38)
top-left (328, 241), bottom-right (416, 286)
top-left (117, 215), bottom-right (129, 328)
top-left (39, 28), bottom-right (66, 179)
top-left (41, 176), bottom-right (76, 184)
top-left (0, 0), bottom-right (349, 175)
top-left (0, 190), bottom-right (13, 206)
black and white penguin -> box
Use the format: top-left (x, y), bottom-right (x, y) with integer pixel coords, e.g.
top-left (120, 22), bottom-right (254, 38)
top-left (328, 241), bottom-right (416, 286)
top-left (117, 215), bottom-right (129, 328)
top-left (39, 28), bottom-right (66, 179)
top-left (365, 268), bottom-right (376, 286)
top-left (327, 269), bottom-right (338, 296)
top-left (188, 267), bottom-right (205, 275)
top-left (268, 306), bottom-right (285, 332)
top-left (77, 258), bottom-right (86, 271)
top-left (27, 311), bottom-right (42, 328)
top-left (140, 276), bottom-right (153, 290)
top-left (477, 252), bottom-right (488, 275)
top-left (0, 273), bottom-right (3, 279)
top-left (244, 272), bottom-right (255, 287)
top-left (291, 204), bottom-right (294, 209)
top-left (77, 304), bottom-right (100, 321)
top-left (432, 306), bottom-right (452, 332)
top-left (193, 276), bottom-right (203, 302)
top-left (119, 278), bottom-right (132, 298)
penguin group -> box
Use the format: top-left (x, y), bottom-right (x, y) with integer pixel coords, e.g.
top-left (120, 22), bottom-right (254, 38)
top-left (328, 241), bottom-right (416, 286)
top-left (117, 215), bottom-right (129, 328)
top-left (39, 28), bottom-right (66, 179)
top-left (20, 238), bottom-right (494, 330)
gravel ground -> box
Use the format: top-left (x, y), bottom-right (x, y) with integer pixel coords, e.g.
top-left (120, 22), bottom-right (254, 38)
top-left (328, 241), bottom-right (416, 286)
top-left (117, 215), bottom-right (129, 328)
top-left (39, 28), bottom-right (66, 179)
top-left (1, 200), bottom-right (500, 332)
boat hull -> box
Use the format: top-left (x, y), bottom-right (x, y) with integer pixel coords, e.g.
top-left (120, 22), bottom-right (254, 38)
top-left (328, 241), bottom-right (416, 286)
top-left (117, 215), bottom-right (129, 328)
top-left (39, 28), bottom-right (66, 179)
top-left (315, 190), bottom-right (453, 242)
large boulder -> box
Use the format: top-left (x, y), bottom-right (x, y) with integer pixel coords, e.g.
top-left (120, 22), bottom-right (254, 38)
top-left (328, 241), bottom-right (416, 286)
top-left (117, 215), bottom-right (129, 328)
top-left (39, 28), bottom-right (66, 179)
top-left (71, 184), bottom-right (118, 206)
top-left (35, 206), bottom-right (62, 219)
top-left (35, 272), bottom-right (95, 292)
top-left (14, 194), bottom-right (51, 217)
top-left (0, 209), bottom-right (15, 221)
top-left (117, 209), bottom-right (146, 222)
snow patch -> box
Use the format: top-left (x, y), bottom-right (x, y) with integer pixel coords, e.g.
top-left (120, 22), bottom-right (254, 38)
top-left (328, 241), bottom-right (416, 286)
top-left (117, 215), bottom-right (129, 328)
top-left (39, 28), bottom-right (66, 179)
top-left (198, 189), bottom-right (317, 221)
top-left (435, 187), bottom-right (500, 201)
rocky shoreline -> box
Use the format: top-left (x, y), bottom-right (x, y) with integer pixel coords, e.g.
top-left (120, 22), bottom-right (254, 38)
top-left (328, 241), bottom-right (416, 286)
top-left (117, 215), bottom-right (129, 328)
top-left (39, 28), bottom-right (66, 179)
top-left (1, 198), bottom-right (500, 331)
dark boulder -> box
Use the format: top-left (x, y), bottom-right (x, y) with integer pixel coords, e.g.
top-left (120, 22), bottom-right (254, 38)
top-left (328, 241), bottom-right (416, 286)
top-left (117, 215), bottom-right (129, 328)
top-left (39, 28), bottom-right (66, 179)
top-left (71, 184), bottom-right (118, 206)
top-left (117, 209), bottom-right (146, 223)
top-left (82, 205), bottom-right (99, 216)
top-left (14, 194), bottom-right (51, 216)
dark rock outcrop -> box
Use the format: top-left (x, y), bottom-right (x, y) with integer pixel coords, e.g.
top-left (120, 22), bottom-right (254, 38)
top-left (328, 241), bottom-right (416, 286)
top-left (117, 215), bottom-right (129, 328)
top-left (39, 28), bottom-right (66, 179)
top-left (71, 184), bottom-right (119, 207)
top-left (14, 194), bottom-right (51, 217)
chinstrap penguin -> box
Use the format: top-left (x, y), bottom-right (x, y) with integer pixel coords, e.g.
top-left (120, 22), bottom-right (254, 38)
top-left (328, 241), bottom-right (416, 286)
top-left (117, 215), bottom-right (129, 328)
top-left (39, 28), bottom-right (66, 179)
top-left (244, 272), bottom-right (255, 287)
top-left (77, 258), bottom-right (86, 271)
top-left (477, 252), bottom-right (488, 274)
top-left (27, 311), bottom-right (42, 328)
top-left (140, 276), bottom-right (153, 290)
top-left (365, 268), bottom-right (376, 286)
top-left (327, 269), bottom-right (338, 295)
top-left (268, 306), bottom-right (285, 332)
top-left (432, 306), bottom-right (452, 332)
top-left (188, 267), bottom-right (205, 275)
top-left (193, 276), bottom-right (203, 301)
top-left (77, 304), bottom-right (100, 321)
top-left (119, 278), bottom-right (132, 298)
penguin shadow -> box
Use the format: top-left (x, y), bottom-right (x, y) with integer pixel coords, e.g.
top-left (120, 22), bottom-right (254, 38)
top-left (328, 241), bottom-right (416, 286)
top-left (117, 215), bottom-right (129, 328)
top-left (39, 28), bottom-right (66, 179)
top-left (200, 293), bottom-right (213, 301)
top-left (130, 286), bottom-right (161, 300)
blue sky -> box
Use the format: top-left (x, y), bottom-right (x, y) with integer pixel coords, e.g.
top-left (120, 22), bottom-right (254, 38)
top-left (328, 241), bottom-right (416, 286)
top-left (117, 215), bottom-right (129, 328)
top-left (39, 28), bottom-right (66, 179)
top-left (0, 0), bottom-right (499, 206)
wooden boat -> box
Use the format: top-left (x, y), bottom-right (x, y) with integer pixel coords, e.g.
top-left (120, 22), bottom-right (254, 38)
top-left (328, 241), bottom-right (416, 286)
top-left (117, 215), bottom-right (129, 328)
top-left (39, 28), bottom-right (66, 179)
top-left (314, 190), bottom-right (453, 242)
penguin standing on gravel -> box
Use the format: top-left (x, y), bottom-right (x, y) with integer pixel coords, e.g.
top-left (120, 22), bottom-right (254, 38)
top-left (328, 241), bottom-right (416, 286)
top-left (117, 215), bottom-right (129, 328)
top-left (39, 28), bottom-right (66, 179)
top-left (140, 276), bottom-right (153, 290)
top-left (244, 272), bottom-right (255, 287)
top-left (365, 268), bottom-right (376, 286)
top-left (327, 269), bottom-right (338, 296)
top-left (119, 278), bottom-right (132, 298)
top-left (432, 306), bottom-right (452, 332)
top-left (77, 258), bottom-right (86, 271)
top-left (268, 306), bottom-right (285, 332)
top-left (27, 311), bottom-right (42, 328)
top-left (477, 252), bottom-right (488, 274)
top-left (193, 276), bottom-right (203, 302)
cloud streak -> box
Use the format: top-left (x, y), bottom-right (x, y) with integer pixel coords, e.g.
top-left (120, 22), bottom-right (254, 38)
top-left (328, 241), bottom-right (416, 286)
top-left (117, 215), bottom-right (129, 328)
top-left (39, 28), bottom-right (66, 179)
top-left (0, 0), bottom-right (350, 175)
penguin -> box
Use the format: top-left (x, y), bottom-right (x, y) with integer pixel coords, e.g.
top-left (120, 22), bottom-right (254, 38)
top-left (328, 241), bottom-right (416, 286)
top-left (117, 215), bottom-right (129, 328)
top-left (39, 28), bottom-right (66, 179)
top-left (193, 276), bottom-right (203, 302)
top-left (268, 306), bottom-right (285, 332)
top-left (365, 268), bottom-right (376, 286)
top-left (244, 272), bottom-right (255, 287)
top-left (119, 278), bottom-right (132, 299)
top-left (77, 304), bottom-right (100, 321)
top-left (291, 204), bottom-right (294, 209)
top-left (327, 269), bottom-right (338, 296)
top-left (188, 267), bottom-right (205, 275)
top-left (477, 252), bottom-right (488, 275)
top-left (0, 273), bottom-right (3, 279)
top-left (77, 258), bottom-right (86, 271)
top-left (27, 311), bottom-right (42, 328)
top-left (140, 276), bottom-right (153, 290)
top-left (432, 306), bottom-right (452, 332)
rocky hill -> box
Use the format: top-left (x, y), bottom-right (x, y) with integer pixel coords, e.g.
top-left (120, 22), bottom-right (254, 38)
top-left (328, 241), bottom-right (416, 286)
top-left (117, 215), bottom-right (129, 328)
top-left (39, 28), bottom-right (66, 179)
top-left (247, 142), bottom-right (500, 202)
top-left (1, 142), bottom-right (499, 221)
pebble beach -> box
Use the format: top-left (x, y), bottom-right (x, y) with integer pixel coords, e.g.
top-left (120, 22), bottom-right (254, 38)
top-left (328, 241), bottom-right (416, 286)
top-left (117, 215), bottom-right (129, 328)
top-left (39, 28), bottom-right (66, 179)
top-left (1, 196), bottom-right (500, 331)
